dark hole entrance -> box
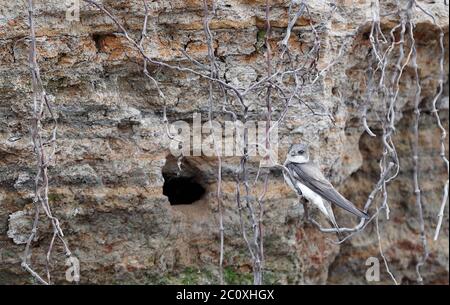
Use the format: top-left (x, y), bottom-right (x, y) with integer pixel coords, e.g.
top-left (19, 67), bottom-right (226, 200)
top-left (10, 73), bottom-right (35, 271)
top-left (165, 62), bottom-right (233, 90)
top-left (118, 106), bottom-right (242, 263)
top-left (162, 175), bottom-right (206, 205)
top-left (162, 155), bottom-right (210, 206)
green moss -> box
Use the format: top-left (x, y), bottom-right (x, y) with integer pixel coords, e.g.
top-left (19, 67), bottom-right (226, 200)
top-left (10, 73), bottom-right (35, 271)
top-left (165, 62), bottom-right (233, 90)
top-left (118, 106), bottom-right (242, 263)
top-left (47, 193), bottom-right (61, 202)
top-left (262, 271), bottom-right (280, 284)
top-left (141, 267), bottom-right (218, 285)
top-left (181, 267), bottom-right (201, 285)
top-left (147, 274), bottom-right (170, 285)
top-left (178, 267), bottom-right (217, 284)
top-left (223, 267), bottom-right (253, 285)
top-left (1, 249), bottom-right (17, 259)
top-left (256, 30), bottom-right (267, 52)
top-left (257, 29), bottom-right (266, 42)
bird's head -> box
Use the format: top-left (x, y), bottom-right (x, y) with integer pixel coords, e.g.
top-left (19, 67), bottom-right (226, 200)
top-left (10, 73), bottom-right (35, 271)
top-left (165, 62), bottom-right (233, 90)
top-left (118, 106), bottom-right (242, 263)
top-left (286, 143), bottom-right (310, 163)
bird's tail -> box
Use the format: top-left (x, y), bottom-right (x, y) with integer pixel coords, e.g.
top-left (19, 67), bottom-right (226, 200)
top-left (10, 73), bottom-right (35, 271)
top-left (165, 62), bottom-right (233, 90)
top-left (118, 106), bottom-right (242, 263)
top-left (353, 205), bottom-right (370, 220)
top-left (326, 204), bottom-right (342, 237)
top-left (340, 197), bottom-right (369, 220)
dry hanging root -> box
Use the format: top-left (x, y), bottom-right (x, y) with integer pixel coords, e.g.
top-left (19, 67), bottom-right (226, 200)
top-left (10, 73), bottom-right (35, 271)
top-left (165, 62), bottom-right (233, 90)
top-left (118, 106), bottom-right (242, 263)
top-left (77, 0), bottom-right (336, 284)
top-left (23, 0), bottom-right (73, 285)
top-left (201, 0), bottom-right (225, 285)
top-left (418, 4), bottom-right (450, 243)
top-left (362, 0), bottom-right (447, 284)
top-left (295, 0), bottom-right (448, 285)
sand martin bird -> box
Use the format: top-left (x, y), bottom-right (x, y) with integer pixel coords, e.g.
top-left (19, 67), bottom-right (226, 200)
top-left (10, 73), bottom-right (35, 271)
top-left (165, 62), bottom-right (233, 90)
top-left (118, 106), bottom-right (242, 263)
top-left (283, 143), bottom-right (369, 228)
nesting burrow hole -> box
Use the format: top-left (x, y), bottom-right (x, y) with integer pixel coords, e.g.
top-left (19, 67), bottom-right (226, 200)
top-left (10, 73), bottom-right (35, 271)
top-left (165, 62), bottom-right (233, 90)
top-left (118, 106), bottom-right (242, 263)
top-left (162, 156), bottom-right (209, 206)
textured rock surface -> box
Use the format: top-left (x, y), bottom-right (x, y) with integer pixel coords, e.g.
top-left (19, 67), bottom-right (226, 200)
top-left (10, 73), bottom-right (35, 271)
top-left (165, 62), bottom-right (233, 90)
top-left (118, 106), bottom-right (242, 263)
top-left (0, 0), bottom-right (448, 284)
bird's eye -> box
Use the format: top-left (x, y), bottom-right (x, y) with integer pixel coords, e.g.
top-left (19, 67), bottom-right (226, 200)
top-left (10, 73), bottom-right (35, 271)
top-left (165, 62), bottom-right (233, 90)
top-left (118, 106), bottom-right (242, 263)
top-left (298, 150), bottom-right (304, 154)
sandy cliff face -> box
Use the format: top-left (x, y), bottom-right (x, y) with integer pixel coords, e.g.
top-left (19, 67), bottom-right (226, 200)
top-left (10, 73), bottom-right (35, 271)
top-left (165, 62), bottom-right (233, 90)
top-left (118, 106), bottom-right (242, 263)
top-left (0, 0), bottom-right (448, 284)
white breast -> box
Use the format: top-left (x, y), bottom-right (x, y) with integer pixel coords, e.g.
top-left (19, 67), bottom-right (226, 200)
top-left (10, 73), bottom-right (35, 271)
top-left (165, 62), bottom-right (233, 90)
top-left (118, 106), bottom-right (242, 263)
top-left (286, 176), bottom-right (329, 218)
top-left (297, 183), bottom-right (323, 206)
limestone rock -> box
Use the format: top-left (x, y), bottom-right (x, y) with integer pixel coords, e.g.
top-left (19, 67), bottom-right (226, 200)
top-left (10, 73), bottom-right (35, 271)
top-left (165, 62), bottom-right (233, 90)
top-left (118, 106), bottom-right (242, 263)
top-left (0, 0), bottom-right (448, 284)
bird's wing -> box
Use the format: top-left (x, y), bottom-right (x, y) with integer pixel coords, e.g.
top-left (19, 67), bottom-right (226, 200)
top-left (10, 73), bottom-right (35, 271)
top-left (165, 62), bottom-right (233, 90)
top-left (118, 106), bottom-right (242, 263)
top-left (287, 162), bottom-right (369, 219)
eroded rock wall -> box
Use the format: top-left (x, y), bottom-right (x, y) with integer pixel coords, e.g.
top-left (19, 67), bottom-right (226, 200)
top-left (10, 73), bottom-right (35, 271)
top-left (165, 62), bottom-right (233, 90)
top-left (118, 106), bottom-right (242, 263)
top-left (0, 0), bottom-right (448, 284)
